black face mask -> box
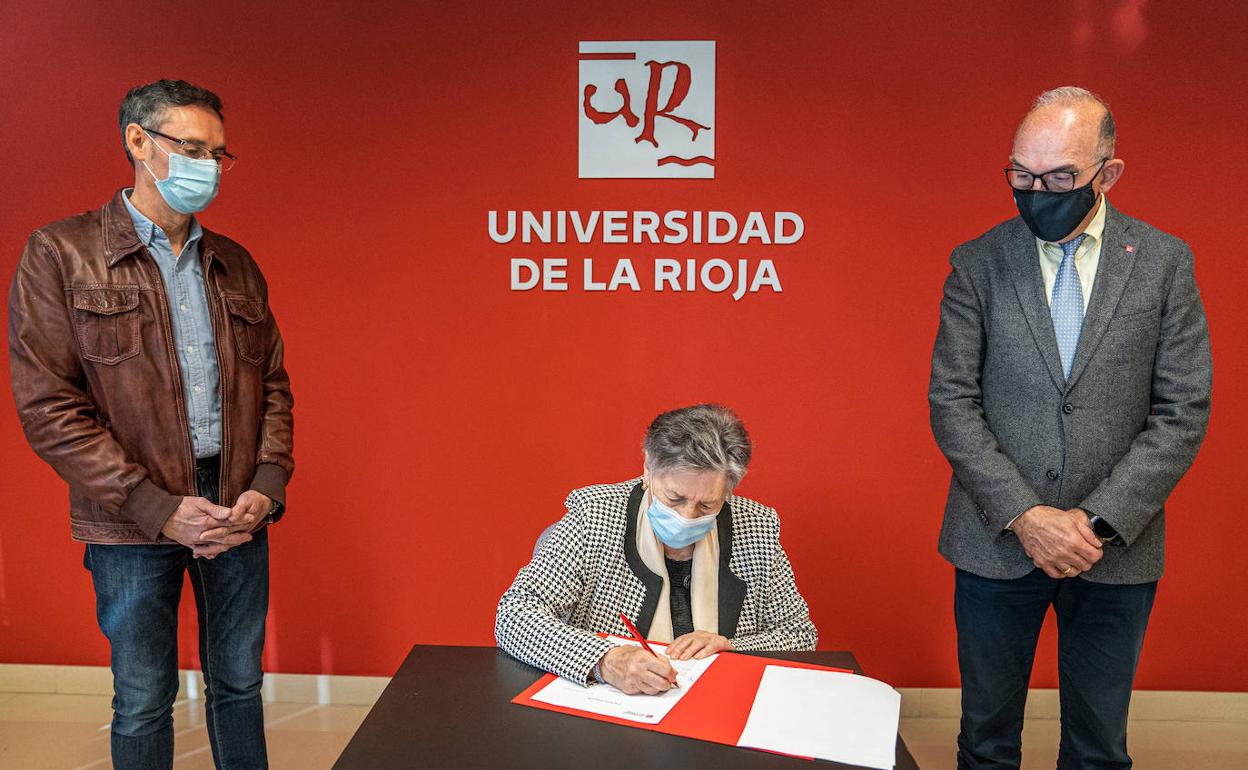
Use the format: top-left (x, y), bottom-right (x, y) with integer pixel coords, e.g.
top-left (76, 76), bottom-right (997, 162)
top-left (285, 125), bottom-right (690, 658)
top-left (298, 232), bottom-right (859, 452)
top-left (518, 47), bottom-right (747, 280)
top-left (1012, 163), bottom-right (1104, 242)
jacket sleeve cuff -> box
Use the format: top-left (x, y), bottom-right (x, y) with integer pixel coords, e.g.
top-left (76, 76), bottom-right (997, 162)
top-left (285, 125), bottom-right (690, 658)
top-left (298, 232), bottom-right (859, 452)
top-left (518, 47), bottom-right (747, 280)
top-left (249, 463), bottom-right (289, 522)
top-left (575, 638), bottom-right (618, 687)
top-left (989, 491), bottom-right (1042, 533)
top-left (121, 478), bottom-right (183, 541)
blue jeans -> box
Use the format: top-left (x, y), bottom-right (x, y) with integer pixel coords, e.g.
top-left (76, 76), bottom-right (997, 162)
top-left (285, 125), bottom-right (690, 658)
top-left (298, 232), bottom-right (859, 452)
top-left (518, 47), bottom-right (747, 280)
top-left (954, 568), bottom-right (1157, 770)
top-left (85, 460), bottom-right (269, 770)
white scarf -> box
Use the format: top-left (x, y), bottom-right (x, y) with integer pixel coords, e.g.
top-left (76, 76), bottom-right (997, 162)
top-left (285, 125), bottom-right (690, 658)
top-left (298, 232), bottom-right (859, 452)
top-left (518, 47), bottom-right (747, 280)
top-left (636, 488), bottom-right (720, 642)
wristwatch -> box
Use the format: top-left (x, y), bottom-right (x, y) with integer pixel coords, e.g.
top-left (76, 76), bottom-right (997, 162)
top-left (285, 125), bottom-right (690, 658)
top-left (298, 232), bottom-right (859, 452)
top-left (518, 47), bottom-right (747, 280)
top-left (266, 498), bottom-right (282, 526)
top-left (1088, 514), bottom-right (1121, 544)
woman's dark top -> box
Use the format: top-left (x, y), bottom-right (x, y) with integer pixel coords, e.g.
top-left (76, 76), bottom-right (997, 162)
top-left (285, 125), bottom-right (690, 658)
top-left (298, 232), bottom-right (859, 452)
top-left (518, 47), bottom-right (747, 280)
top-left (665, 556), bottom-right (695, 638)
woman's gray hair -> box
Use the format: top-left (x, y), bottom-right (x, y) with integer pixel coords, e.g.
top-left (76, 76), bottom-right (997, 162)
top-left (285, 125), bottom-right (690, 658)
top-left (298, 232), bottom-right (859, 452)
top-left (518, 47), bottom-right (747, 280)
top-left (643, 404), bottom-right (752, 487)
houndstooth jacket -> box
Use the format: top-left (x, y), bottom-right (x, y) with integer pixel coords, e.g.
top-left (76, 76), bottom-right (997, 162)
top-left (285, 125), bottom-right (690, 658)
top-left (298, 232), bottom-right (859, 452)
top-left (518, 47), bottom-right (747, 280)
top-left (495, 479), bottom-right (818, 685)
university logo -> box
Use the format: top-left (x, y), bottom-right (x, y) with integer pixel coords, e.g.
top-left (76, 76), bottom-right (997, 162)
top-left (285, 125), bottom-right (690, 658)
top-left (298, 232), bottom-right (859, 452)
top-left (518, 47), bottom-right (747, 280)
top-left (578, 40), bottom-right (715, 179)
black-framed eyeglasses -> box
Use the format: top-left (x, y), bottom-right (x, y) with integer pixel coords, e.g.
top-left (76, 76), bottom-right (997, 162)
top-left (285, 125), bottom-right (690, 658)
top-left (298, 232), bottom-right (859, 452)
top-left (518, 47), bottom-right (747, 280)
top-left (142, 127), bottom-right (237, 171)
top-left (1004, 158), bottom-right (1105, 193)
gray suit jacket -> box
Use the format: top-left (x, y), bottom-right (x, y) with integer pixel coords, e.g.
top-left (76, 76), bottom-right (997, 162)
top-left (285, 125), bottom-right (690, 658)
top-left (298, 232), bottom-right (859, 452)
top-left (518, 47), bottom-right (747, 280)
top-left (929, 203), bottom-right (1212, 584)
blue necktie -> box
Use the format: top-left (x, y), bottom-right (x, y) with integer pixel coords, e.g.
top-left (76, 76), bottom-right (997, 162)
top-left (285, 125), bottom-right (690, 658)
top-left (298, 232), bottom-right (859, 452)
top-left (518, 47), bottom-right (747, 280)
top-left (1051, 234), bottom-right (1087, 380)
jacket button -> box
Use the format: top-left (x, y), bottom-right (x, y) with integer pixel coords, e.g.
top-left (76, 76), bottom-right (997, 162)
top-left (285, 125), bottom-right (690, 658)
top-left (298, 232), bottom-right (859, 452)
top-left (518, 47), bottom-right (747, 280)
top-left (1063, 403), bottom-right (1074, 414)
top-left (1047, 469), bottom-right (1060, 480)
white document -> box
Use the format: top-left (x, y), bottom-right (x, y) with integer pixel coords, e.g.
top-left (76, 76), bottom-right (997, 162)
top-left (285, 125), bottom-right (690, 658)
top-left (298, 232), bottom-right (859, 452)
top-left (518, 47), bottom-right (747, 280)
top-left (736, 665), bottom-right (900, 770)
top-left (529, 637), bottom-right (717, 725)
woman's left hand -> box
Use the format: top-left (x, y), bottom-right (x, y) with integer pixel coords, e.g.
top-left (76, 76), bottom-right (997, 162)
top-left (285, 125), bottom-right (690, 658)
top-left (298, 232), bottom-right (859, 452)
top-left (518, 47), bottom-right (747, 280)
top-left (667, 631), bottom-right (733, 660)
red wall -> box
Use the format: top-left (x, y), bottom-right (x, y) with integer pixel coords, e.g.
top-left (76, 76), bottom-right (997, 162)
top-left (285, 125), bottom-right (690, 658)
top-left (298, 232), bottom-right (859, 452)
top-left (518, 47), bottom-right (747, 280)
top-left (1, 0), bottom-right (1245, 690)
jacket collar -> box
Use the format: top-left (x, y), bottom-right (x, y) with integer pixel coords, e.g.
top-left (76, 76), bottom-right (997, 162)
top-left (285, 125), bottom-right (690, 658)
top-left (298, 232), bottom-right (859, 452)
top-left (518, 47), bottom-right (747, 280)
top-left (101, 188), bottom-right (227, 271)
top-left (622, 480), bottom-right (747, 639)
top-left (101, 189), bottom-right (144, 267)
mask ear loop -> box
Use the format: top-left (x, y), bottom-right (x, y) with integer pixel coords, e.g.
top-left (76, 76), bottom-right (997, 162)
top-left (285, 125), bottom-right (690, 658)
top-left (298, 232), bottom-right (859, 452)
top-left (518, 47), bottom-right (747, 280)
top-left (139, 128), bottom-right (172, 184)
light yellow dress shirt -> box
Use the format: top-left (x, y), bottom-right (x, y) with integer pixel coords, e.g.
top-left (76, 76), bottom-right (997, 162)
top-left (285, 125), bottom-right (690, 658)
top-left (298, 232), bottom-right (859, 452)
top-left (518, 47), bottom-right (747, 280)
top-left (1036, 195), bottom-right (1107, 309)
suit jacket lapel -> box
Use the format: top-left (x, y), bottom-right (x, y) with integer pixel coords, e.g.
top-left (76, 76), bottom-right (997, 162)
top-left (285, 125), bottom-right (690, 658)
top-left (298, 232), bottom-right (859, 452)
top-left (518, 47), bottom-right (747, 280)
top-left (622, 482), bottom-right (663, 635)
top-left (1006, 219), bottom-right (1066, 391)
top-left (716, 502), bottom-right (746, 638)
top-left (1066, 204), bottom-right (1137, 389)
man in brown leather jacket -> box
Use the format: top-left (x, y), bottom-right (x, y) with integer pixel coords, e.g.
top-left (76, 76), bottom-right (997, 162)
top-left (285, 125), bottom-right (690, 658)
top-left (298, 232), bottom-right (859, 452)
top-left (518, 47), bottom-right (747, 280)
top-left (7, 79), bottom-right (293, 770)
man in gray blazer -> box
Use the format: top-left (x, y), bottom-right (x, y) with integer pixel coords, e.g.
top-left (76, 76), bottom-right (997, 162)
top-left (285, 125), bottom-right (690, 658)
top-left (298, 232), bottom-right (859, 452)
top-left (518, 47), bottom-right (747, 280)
top-left (929, 87), bottom-right (1212, 770)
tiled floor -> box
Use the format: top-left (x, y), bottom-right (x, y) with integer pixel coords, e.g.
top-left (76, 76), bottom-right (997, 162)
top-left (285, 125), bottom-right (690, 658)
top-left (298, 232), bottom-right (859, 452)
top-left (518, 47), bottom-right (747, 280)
top-left (900, 715), bottom-right (1248, 769)
top-left (0, 693), bottom-right (368, 769)
top-left (0, 691), bottom-right (1245, 768)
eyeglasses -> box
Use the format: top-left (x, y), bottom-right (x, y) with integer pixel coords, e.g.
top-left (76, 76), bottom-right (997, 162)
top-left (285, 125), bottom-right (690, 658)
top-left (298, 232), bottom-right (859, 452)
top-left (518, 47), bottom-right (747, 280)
top-left (1004, 158), bottom-right (1105, 193)
top-left (142, 127), bottom-right (237, 171)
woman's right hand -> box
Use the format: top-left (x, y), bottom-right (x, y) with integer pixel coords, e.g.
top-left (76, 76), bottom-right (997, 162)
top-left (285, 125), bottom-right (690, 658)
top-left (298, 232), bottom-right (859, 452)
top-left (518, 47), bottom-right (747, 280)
top-left (599, 645), bottom-right (678, 694)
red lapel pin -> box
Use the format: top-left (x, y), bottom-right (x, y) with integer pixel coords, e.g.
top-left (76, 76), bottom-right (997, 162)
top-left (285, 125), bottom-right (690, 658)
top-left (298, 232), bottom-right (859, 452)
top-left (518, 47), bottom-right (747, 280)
top-left (1125, 245), bottom-right (1135, 253)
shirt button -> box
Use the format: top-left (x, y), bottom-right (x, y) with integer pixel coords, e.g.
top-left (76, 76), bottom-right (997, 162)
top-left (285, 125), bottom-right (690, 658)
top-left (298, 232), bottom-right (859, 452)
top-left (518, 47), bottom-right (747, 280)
top-left (186, 345), bottom-right (195, 353)
top-left (180, 304), bottom-right (189, 313)
top-left (1063, 403), bottom-right (1074, 414)
top-left (194, 385), bottom-right (204, 393)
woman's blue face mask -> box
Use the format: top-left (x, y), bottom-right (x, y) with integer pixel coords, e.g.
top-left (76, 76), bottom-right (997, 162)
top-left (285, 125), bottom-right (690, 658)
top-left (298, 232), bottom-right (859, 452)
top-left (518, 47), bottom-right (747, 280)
top-left (647, 495), bottom-right (718, 548)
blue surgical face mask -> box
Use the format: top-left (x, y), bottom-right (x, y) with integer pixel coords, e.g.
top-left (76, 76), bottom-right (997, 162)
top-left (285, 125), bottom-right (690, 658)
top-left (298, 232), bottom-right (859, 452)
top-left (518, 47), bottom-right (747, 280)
top-left (142, 130), bottom-right (220, 214)
top-left (647, 496), bottom-right (718, 549)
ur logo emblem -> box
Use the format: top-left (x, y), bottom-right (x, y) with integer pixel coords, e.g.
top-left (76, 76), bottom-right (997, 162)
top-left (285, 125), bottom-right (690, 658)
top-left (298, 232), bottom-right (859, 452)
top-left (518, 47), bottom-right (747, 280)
top-left (578, 40), bottom-right (715, 179)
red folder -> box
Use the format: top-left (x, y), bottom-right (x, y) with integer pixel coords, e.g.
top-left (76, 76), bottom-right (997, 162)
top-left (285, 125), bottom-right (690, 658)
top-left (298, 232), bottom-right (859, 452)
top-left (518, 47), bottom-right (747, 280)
top-left (511, 648), bottom-right (853, 752)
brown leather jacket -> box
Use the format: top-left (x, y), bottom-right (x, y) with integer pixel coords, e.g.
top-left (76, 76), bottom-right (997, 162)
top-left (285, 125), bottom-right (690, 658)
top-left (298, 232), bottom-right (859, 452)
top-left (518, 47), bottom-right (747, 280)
top-left (8, 190), bottom-right (294, 543)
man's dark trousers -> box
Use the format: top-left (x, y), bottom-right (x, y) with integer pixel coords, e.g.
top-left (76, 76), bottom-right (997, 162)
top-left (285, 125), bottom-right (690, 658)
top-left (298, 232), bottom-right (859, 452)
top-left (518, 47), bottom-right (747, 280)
top-left (955, 568), bottom-right (1157, 770)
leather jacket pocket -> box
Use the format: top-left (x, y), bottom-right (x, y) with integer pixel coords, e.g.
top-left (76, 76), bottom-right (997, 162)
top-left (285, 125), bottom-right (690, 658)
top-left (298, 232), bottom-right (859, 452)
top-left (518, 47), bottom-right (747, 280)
top-left (224, 295), bottom-right (267, 366)
top-left (71, 287), bottom-right (141, 365)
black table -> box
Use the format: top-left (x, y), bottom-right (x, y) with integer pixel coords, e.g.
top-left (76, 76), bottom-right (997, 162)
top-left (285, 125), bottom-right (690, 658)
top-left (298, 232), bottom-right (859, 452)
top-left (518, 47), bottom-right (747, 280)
top-left (334, 646), bottom-right (920, 769)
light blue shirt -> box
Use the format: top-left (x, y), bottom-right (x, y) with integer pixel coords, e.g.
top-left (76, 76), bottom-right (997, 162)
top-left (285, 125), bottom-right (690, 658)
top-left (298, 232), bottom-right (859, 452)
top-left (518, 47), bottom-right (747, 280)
top-left (123, 190), bottom-right (222, 459)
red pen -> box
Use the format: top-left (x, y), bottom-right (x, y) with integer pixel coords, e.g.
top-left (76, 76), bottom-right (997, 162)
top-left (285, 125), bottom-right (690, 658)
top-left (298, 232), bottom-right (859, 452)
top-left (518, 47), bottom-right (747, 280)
top-left (618, 612), bottom-right (679, 688)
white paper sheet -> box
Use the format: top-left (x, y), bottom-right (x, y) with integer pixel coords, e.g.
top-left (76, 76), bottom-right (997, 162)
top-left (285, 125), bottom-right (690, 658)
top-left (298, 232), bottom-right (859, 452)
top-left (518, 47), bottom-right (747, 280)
top-left (529, 637), bottom-right (718, 724)
top-left (736, 665), bottom-right (900, 769)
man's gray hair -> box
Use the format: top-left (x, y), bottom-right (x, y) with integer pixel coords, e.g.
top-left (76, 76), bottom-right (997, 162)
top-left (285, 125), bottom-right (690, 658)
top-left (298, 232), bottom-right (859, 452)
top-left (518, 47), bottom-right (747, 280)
top-left (118, 79), bottom-right (224, 163)
top-left (1029, 86), bottom-right (1116, 159)
top-left (643, 404), bottom-right (752, 487)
